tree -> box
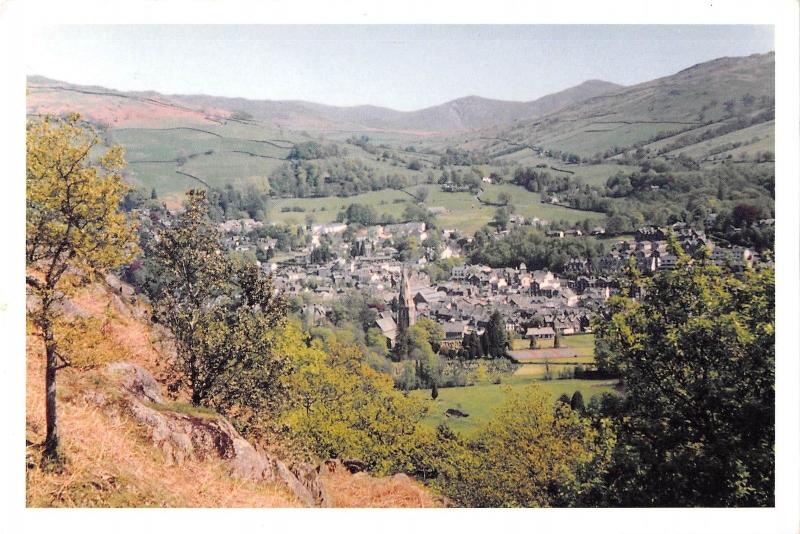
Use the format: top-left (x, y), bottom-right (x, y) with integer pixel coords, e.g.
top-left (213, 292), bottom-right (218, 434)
top-left (461, 331), bottom-right (483, 359)
top-left (191, 262), bottom-right (290, 438)
top-left (150, 187), bottom-right (158, 200)
top-left (434, 385), bottom-right (615, 506)
top-left (280, 323), bottom-right (437, 475)
top-left (483, 311), bottom-right (508, 358)
top-left (415, 317), bottom-right (444, 353)
top-left (26, 115), bottom-right (138, 462)
top-left (732, 203), bottom-right (761, 228)
top-left (594, 243), bottom-right (775, 506)
top-left (145, 190), bottom-right (289, 434)
top-left (431, 382), bottom-right (439, 400)
top-left (493, 207), bottom-right (510, 230)
top-left (570, 390), bottom-right (585, 412)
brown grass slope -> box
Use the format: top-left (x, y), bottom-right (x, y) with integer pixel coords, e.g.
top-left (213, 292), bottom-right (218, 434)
top-left (25, 279), bottom-right (441, 508)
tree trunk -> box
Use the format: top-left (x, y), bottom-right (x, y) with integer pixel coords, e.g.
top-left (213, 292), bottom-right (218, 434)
top-left (43, 327), bottom-right (59, 462)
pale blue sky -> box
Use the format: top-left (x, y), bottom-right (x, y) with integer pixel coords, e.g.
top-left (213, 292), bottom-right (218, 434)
top-left (26, 25), bottom-right (773, 111)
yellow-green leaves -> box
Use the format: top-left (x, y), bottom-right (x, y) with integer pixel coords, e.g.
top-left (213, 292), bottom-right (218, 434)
top-left (277, 322), bottom-right (431, 474)
top-left (26, 114), bottom-right (138, 294)
top-left (433, 384), bottom-right (614, 507)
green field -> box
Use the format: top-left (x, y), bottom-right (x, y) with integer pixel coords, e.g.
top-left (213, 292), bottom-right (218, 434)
top-left (268, 189), bottom-right (412, 226)
top-left (661, 120), bottom-right (775, 161)
top-left (264, 181), bottom-right (605, 233)
top-left (411, 333), bottom-right (614, 434)
top-left (510, 333), bottom-right (595, 356)
top-left (412, 376), bottom-right (619, 435)
top-left (108, 121), bottom-right (434, 198)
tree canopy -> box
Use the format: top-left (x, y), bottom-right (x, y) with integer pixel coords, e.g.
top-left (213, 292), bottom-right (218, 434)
top-left (594, 243), bottom-right (774, 506)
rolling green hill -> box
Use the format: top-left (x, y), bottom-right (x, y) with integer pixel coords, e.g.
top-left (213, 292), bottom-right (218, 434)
top-left (27, 52), bottom-right (774, 230)
top-left (465, 52), bottom-right (774, 162)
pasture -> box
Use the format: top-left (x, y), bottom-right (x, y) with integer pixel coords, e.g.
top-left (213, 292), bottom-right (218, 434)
top-left (510, 333), bottom-right (595, 357)
top-left (264, 181), bottom-right (605, 234)
top-left (412, 376), bottom-right (619, 435)
top-left (411, 333), bottom-right (611, 434)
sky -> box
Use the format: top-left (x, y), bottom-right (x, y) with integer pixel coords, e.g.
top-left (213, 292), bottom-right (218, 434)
top-left (26, 25), bottom-right (773, 111)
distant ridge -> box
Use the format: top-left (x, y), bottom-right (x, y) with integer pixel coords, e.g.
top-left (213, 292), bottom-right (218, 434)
top-left (26, 75), bottom-right (623, 133)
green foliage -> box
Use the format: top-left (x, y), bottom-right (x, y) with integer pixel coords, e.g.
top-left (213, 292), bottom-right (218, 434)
top-left (206, 184), bottom-right (269, 221)
top-left (144, 190), bottom-right (290, 439)
top-left (26, 115), bottom-right (139, 290)
top-left (484, 311), bottom-right (508, 358)
top-left (415, 317), bottom-right (445, 353)
top-left (551, 163), bottom-right (774, 246)
top-left (270, 158), bottom-right (417, 198)
top-left (278, 324), bottom-right (437, 476)
top-left (570, 390), bottom-right (585, 412)
top-left (288, 141), bottom-right (342, 161)
top-left (470, 227), bottom-right (605, 272)
top-left (402, 203), bottom-right (438, 228)
top-left (26, 114), bottom-right (139, 461)
top-left (432, 384), bottom-right (615, 507)
top-left (339, 202), bottom-right (379, 225)
top-left (594, 255), bottom-right (775, 506)
top-left (493, 207), bottom-right (510, 230)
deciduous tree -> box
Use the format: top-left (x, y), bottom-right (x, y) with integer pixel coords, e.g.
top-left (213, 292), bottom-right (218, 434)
top-left (595, 242), bottom-right (774, 506)
top-left (26, 115), bottom-right (138, 462)
top-left (145, 190), bottom-right (289, 438)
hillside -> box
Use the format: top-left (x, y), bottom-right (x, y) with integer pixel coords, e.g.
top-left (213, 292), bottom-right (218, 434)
top-left (27, 75), bottom-right (622, 133)
top-left (25, 278), bottom-right (442, 508)
top-left (376, 80), bottom-right (623, 132)
top-left (467, 52), bottom-right (775, 161)
top-left (25, 52), bottom-right (774, 229)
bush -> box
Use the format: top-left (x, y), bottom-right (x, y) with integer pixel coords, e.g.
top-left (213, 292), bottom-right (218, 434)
top-left (433, 385), bottom-right (614, 506)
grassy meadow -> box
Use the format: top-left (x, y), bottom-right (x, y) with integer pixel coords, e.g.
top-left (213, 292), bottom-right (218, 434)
top-left (412, 333), bottom-right (617, 435)
top-left (412, 376), bottom-right (619, 435)
top-left (267, 181), bottom-right (605, 233)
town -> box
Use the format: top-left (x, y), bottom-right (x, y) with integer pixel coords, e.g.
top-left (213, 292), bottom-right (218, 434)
top-left (131, 200), bottom-right (766, 361)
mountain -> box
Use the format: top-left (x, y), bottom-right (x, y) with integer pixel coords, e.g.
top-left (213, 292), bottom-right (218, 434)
top-left (25, 52), bottom-right (774, 199)
top-left (470, 52), bottom-right (775, 160)
top-left (383, 80), bottom-right (624, 132)
top-left (165, 79), bottom-right (623, 132)
top-left (26, 75), bottom-right (623, 133)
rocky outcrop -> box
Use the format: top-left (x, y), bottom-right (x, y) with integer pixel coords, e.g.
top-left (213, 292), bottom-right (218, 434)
top-left (107, 362), bottom-right (164, 403)
top-left (88, 361), bottom-right (329, 506)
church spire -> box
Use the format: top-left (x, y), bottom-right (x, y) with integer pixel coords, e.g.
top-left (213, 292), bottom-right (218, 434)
top-left (397, 266), bottom-right (416, 331)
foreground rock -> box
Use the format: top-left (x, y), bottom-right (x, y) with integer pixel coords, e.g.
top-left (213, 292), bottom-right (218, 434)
top-left (86, 362), bottom-right (329, 507)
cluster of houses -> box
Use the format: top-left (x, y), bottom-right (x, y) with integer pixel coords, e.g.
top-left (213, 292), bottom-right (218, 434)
top-left (272, 254), bottom-right (611, 350)
top-left (595, 224), bottom-right (760, 274)
top-left (135, 205), bottom-right (766, 355)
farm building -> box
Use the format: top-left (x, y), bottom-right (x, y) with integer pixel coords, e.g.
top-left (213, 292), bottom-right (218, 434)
top-left (526, 326), bottom-right (556, 341)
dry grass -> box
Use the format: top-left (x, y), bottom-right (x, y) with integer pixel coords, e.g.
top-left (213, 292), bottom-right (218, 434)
top-left (70, 284), bottom-right (172, 378)
top-left (26, 281), bottom-right (443, 508)
top-left (26, 334), bottom-right (300, 507)
top-left (321, 471), bottom-right (443, 508)
top-left (26, 281), bottom-right (301, 507)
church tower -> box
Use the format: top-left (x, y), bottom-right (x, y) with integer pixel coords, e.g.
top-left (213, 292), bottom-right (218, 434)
top-left (397, 267), bottom-right (416, 331)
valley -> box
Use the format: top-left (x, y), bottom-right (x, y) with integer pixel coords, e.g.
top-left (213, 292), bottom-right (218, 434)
top-left (25, 43), bottom-right (777, 511)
